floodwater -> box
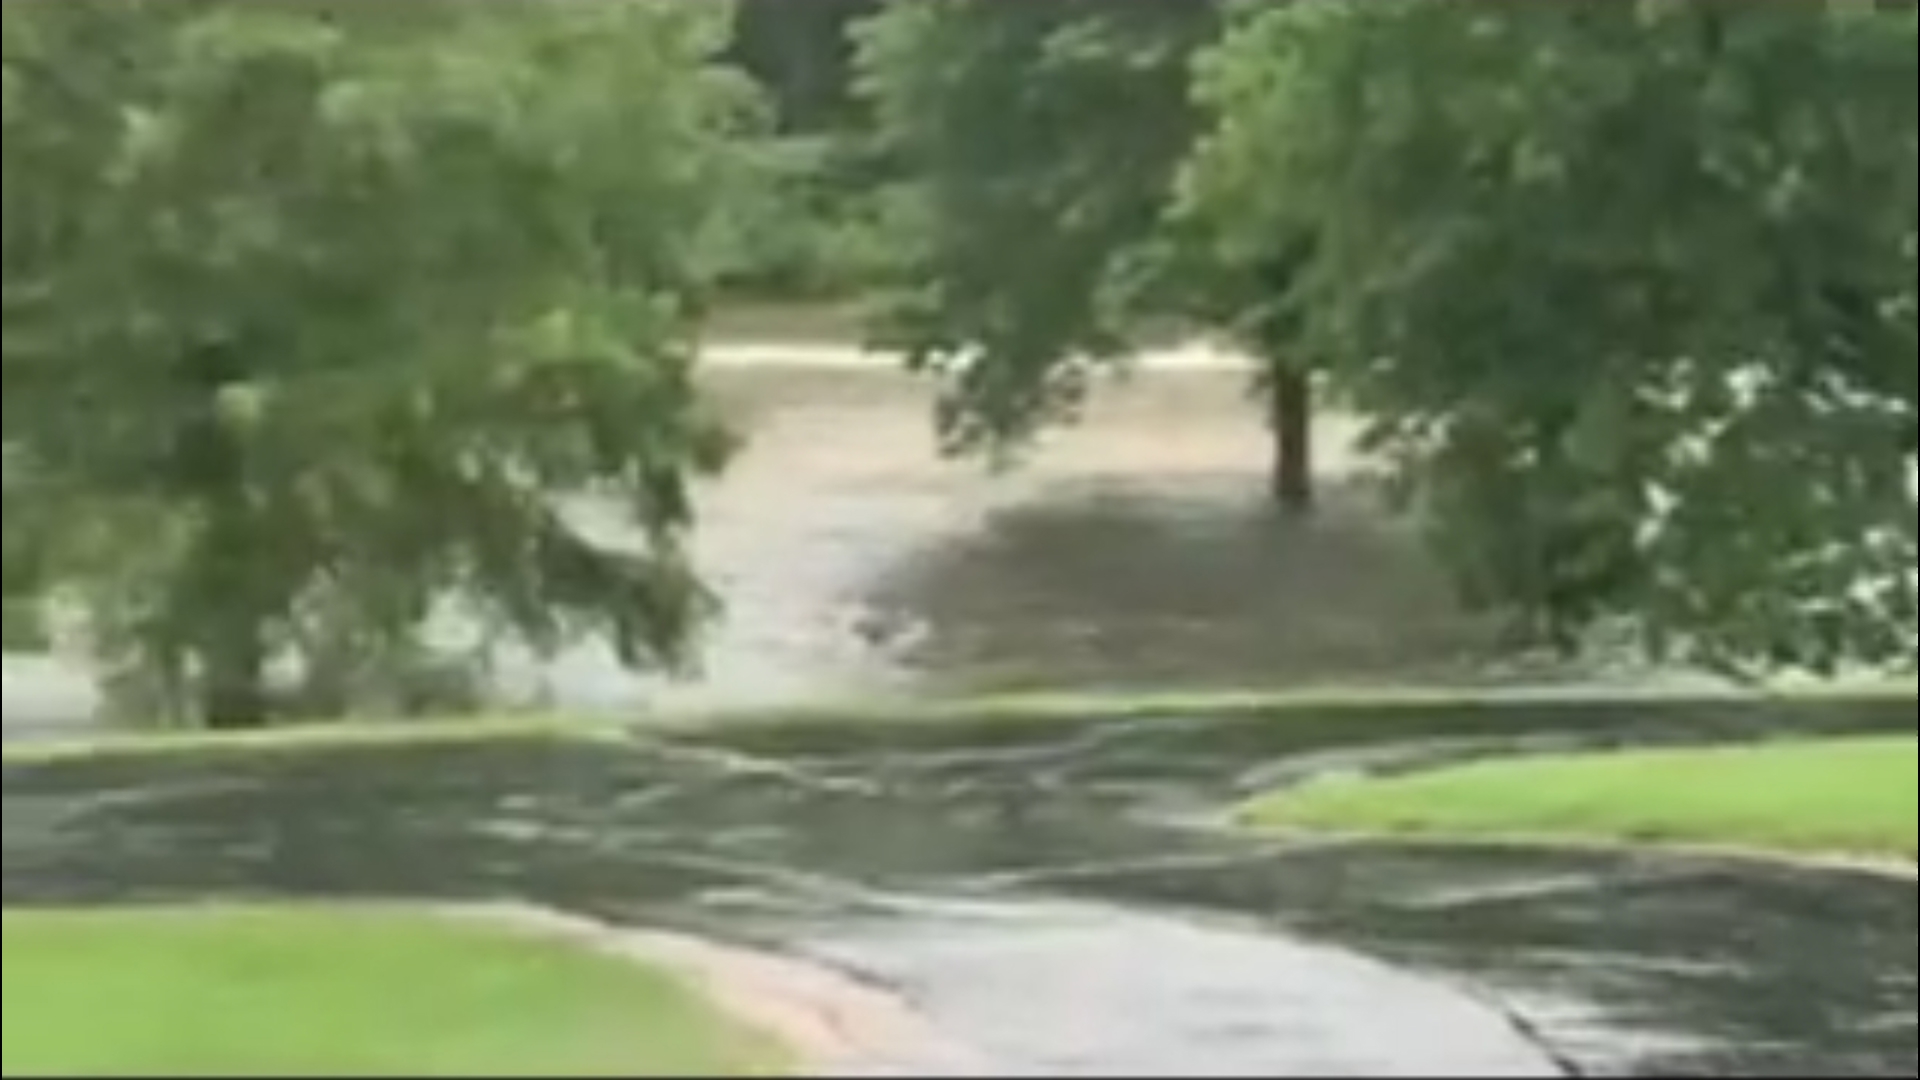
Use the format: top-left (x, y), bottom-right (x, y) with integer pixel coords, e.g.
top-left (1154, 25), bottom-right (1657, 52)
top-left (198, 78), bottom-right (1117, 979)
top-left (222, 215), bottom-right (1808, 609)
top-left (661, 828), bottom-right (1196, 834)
top-left (3, 359), bottom-right (1914, 1075)
top-left (673, 360), bottom-right (1533, 704)
top-left (3, 360), bottom-right (1520, 727)
top-left (4, 699), bottom-right (1914, 1075)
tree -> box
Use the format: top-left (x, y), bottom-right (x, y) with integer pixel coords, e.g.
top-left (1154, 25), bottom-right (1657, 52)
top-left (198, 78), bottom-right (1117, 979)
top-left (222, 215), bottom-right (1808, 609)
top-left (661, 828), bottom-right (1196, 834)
top-left (848, 0), bottom-right (1340, 502)
top-left (2, 0), bottom-right (754, 727)
top-left (852, 0), bottom-right (1328, 508)
top-left (704, 0), bottom-right (890, 302)
top-left (730, 0), bottom-right (877, 136)
top-left (1183, 0), bottom-right (1917, 673)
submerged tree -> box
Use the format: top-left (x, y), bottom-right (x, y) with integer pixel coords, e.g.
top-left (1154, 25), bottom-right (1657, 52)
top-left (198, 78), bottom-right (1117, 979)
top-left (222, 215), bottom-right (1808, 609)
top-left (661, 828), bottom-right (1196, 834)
top-left (850, 0), bottom-right (1335, 505)
top-left (852, 0), bottom-right (1346, 509)
top-left (2, 1), bottom-right (754, 726)
top-left (1184, 0), bottom-right (1917, 672)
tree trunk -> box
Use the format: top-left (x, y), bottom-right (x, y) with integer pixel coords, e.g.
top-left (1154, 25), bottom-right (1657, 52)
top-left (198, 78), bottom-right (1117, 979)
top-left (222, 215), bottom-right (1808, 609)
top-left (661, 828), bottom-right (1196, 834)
top-left (174, 337), bottom-right (273, 731)
top-left (191, 490), bottom-right (273, 731)
top-left (1268, 367), bottom-right (1313, 512)
top-left (199, 616), bottom-right (270, 730)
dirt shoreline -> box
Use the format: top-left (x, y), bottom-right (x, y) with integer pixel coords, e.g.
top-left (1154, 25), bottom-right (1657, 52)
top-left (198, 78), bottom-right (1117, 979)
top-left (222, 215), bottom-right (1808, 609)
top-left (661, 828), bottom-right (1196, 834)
top-left (429, 902), bottom-right (983, 1076)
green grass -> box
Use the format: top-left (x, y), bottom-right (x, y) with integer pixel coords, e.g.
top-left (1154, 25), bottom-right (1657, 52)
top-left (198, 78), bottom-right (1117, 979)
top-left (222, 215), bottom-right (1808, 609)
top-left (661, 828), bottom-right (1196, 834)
top-left (1241, 735), bottom-right (1919, 862)
top-left (3, 681), bottom-right (1911, 766)
top-left (0, 906), bottom-right (787, 1077)
top-left (0, 712), bottom-right (617, 766)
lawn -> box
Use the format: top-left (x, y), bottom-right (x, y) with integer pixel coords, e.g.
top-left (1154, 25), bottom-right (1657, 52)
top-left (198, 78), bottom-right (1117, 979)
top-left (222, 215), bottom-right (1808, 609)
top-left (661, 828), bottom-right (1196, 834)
top-left (0, 905), bottom-right (787, 1077)
top-left (5, 682), bottom-right (1909, 767)
top-left (1240, 735), bottom-right (1919, 862)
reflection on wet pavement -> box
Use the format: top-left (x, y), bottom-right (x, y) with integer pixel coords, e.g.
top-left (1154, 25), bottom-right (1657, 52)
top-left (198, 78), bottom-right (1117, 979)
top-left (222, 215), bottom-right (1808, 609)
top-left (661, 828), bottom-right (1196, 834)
top-left (5, 700), bottom-right (1914, 1076)
top-left (787, 903), bottom-right (1558, 1076)
top-left (1050, 844), bottom-right (1917, 1077)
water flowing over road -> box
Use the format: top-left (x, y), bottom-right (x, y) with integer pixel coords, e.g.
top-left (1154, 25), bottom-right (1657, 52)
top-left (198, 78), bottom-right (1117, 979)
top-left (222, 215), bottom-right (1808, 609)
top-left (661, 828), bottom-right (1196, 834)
top-left (4, 360), bottom-right (1913, 1075)
top-left (5, 700), bottom-right (1913, 1075)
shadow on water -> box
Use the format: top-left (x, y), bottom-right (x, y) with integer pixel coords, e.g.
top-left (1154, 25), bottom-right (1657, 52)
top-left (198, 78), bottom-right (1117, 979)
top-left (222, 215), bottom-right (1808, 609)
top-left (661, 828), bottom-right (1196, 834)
top-left (4, 698), bottom-right (1914, 1076)
top-left (860, 478), bottom-right (1506, 694)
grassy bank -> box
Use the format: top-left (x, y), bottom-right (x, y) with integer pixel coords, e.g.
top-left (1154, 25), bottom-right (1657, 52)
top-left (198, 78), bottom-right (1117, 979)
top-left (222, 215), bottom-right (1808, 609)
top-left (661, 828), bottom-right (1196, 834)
top-left (0, 712), bottom-right (612, 766)
top-left (3, 682), bottom-right (1913, 766)
top-left (1241, 735), bottom-right (1919, 863)
top-left (0, 906), bottom-right (786, 1076)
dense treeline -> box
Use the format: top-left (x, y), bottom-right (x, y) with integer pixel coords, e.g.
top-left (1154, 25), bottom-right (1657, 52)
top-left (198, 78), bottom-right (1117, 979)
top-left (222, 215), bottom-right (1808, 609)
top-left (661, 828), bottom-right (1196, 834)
top-left (4, 0), bottom-right (1911, 728)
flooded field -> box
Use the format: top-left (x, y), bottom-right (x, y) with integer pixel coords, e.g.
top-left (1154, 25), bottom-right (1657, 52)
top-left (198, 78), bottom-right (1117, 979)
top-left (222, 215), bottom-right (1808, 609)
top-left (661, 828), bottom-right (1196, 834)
top-left (6, 358), bottom-right (1508, 725)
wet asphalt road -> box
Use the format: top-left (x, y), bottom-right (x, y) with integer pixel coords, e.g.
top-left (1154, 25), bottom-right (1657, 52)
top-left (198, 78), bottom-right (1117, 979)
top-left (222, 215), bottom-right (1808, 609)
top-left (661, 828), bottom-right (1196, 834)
top-left (4, 700), bottom-right (1913, 1076)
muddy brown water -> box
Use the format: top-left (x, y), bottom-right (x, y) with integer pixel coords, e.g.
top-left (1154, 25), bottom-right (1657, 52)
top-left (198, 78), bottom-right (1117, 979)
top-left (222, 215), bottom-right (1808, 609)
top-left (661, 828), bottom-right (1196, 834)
top-left (680, 361), bottom-right (1521, 702)
top-left (3, 362), bottom-right (1914, 1075)
top-left (4, 362), bottom-right (1505, 723)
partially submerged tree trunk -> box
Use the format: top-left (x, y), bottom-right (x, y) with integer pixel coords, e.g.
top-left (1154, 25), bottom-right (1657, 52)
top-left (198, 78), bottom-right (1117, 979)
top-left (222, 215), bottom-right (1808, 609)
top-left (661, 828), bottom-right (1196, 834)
top-left (1267, 366), bottom-right (1313, 512)
top-left (198, 614), bottom-right (270, 730)
top-left (186, 488), bottom-right (276, 731)
top-left (1247, 248), bottom-right (1317, 514)
top-left (175, 338), bottom-right (275, 731)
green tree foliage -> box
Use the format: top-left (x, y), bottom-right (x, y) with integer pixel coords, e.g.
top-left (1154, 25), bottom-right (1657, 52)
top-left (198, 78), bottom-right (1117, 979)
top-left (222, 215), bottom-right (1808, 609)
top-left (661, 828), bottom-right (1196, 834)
top-left (2, 0), bottom-right (752, 726)
top-left (730, 0), bottom-right (876, 135)
top-left (851, 0), bottom-right (1322, 507)
top-left (712, 0), bottom-right (889, 300)
top-left (851, 0), bottom-right (1233, 462)
top-left (1185, 0), bottom-right (1918, 673)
